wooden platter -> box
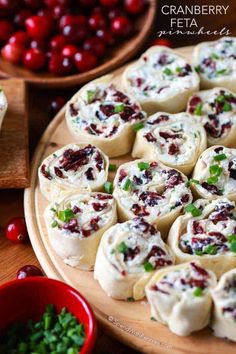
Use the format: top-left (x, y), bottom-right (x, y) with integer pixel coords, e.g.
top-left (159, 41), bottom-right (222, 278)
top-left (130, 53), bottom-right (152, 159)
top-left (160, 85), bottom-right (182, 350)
top-left (0, 79), bottom-right (29, 189)
top-left (24, 46), bottom-right (236, 353)
top-left (0, 0), bottom-right (156, 89)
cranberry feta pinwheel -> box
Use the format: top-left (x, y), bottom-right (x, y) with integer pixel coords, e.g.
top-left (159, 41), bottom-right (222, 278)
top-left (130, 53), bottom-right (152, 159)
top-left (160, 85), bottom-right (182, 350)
top-left (113, 160), bottom-right (192, 237)
top-left (211, 269), bottom-right (236, 342)
top-left (122, 46), bottom-right (199, 115)
top-left (44, 192), bottom-right (117, 270)
top-left (145, 261), bottom-right (217, 336)
top-left (167, 198), bottom-right (236, 277)
top-left (0, 87), bottom-right (8, 132)
top-left (192, 146), bottom-right (236, 200)
top-left (187, 88), bottom-right (236, 147)
top-left (39, 144), bottom-right (109, 201)
top-left (193, 37), bottom-right (236, 91)
top-left (94, 217), bottom-right (174, 300)
top-left (65, 75), bottom-right (146, 157)
top-left (132, 112), bottom-right (207, 175)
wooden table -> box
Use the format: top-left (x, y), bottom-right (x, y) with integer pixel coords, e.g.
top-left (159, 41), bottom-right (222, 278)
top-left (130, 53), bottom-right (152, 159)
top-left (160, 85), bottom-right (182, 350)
top-left (0, 2), bottom-right (236, 352)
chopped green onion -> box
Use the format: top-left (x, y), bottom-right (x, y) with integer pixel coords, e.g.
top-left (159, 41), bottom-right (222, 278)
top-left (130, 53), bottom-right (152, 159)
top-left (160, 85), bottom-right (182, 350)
top-left (144, 261), bottom-right (154, 272)
top-left (184, 203), bottom-right (202, 217)
top-left (227, 234), bottom-right (236, 243)
top-left (193, 287), bottom-right (203, 297)
top-left (223, 102), bottom-right (232, 112)
top-left (86, 90), bottom-right (96, 103)
top-left (114, 103), bottom-right (124, 113)
top-left (204, 244), bottom-right (217, 255)
top-left (195, 250), bottom-right (204, 256)
top-left (117, 241), bottom-right (128, 254)
top-left (176, 67), bottom-right (182, 73)
top-left (195, 65), bottom-right (201, 73)
top-left (123, 178), bottom-right (132, 191)
top-left (51, 221), bottom-right (58, 228)
top-left (186, 179), bottom-right (200, 187)
top-left (163, 67), bottom-right (172, 75)
top-left (57, 209), bottom-right (74, 222)
top-left (108, 163), bottom-right (117, 172)
top-left (230, 241), bottom-right (236, 253)
top-left (209, 165), bottom-right (223, 176)
top-left (138, 162), bottom-right (150, 171)
top-left (211, 53), bottom-right (219, 60)
top-left (194, 103), bottom-right (203, 116)
top-left (214, 153), bottom-right (227, 161)
top-left (104, 181), bottom-right (113, 194)
top-left (215, 95), bottom-right (225, 103)
top-left (216, 69), bottom-right (227, 75)
top-left (207, 176), bottom-right (219, 185)
top-left (133, 122), bottom-right (144, 132)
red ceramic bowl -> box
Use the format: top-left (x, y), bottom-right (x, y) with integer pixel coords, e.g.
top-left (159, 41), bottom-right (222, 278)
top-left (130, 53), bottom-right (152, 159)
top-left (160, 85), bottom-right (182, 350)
top-left (0, 277), bottom-right (96, 353)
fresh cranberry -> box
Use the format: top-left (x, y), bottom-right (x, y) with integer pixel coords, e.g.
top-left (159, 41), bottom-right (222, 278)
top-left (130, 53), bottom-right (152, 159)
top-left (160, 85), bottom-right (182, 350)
top-left (78, 0), bottom-right (97, 7)
top-left (23, 48), bottom-right (46, 71)
top-left (61, 44), bottom-right (78, 58)
top-left (37, 8), bottom-right (53, 19)
top-left (111, 16), bottom-right (131, 36)
top-left (0, 20), bottom-right (13, 43)
top-left (74, 50), bottom-right (97, 72)
top-left (14, 10), bottom-right (33, 29)
top-left (91, 6), bottom-right (105, 15)
top-left (62, 23), bottom-right (87, 44)
top-left (96, 29), bottom-right (115, 46)
top-left (152, 38), bottom-right (173, 48)
top-left (17, 265), bottom-right (43, 279)
top-left (49, 53), bottom-right (74, 75)
top-left (89, 13), bottom-right (107, 31)
top-left (52, 4), bottom-right (69, 20)
top-left (25, 15), bottom-right (53, 39)
top-left (59, 14), bottom-right (87, 29)
top-left (125, 0), bottom-right (146, 14)
top-left (48, 96), bottom-right (66, 116)
top-left (108, 7), bottom-right (124, 19)
top-left (24, 0), bottom-right (43, 8)
top-left (5, 217), bottom-right (28, 243)
top-left (30, 38), bottom-right (46, 51)
top-left (50, 34), bottom-right (67, 51)
top-left (100, 0), bottom-right (119, 7)
top-left (83, 37), bottom-right (105, 58)
top-left (1, 43), bottom-right (23, 64)
top-left (9, 31), bottom-right (29, 46)
top-left (45, 0), bottom-right (69, 6)
top-left (0, 0), bottom-right (17, 14)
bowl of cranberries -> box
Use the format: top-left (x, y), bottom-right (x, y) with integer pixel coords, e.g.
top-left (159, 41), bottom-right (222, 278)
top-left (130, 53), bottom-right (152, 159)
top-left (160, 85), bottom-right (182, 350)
top-left (0, 0), bottom-right (156, 88)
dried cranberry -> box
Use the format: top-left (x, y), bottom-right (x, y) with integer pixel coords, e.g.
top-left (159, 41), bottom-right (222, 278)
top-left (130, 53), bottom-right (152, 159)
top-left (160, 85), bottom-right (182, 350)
top-left (92, 202), bottom-right (107, 211)
top-left (149, 115), bottom-right (169, 125)
top-left (201, 182), bottom-right (221, 195)
top-left (168, 143), bottom-right (180, 155)
top-left (165, 169), bottom-right (183, 189)
top-left (229, 160), bottom-right (236, 180)
top-left (124, 246), bottom-right (140, 261)
top-left (54, 166), bottom-right (63, 178)
top-left (90, 216), bottom-right (100, 231)
top-left (180, 194), bottom-right (190, 204)
top-left (118, 169), bottom-right (127, 183)
top-left (188, 96), bottom-right (202, 114)
top-left (192, 221), bottom-right (204, 235)
top-left (208, 231), bottom-right (227, 242)
top-left (177, 64), bottom-right (192, 77)
top-left (144, 132), bottom-right (157, 142)
top-left (214, 147), bottom-right (223, 154)
top-left (133, 217), bottom-right (156, 235)
top-left (131, 203), bottom-right (149, 217)
top-left (139, 191), bottom-right (164, 207)
top-left (63, 218), bottom-right (79, 233)
top-left (85, 167), bottom-right (94, 180)
top-left (69, 103), bottom-right (78, 116)
top-left (159, 131), bottom-right (181, 140)
top-left (96, 193), bottom-right (113, 200)
top-left (157, 53), bottom-right (168, 65)
top-left (41, 164), bottom-right (52, 180)
top-left (190, 262), bottom-right (209, 277)
top-left (72, 206), bottom-right (81, 214)
top-left (204, 122), bottom-right (220, 138)
top-left (202, 57), bottom-right (216, 70)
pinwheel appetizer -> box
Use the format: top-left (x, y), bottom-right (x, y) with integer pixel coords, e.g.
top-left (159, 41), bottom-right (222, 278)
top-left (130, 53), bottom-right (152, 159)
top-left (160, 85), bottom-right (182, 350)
top-left (39, 144), bottom-right (109, 201)
top-left (65, 75), bottom-right (146, 157)
top-left (132, 112), bottom-right (207, 175)
top-left (44, 192), bottom-right (117, 270)
top-left (193, 37), bottom-right (236, 91)
top-left (94, 217), bottom-right (174, 300)
top-left (122, 46), bottom-right (200, 115)
top-left (113, 159), bottom-right (192, 237)
top-left (0, 87), bottom-right (8, 132)
top-left (167, 198), bottom-right (236, 277)
top-left (187, 88), bottom-right (236, 147)
top-left (211, 268), bottom-right (236, 342)
top-left (192, 146), bottom-right (236, 200)
top-left (145, 261), bottom-right (217, 336)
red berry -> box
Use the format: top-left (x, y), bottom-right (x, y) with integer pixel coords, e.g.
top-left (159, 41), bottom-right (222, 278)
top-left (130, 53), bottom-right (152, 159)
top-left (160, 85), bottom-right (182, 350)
top-left (50, 34), bottom-right (67, 51)
top-left (111, 16), bottom-right (130, 36)
top-left (25, 15), bottom-right (53, 39)
top-left (152, 38), bottom-right (173, 48)
top-left (78, 0), bottom-right (96, 7)
top-left (30, 38), bottom-right (46, 51)
top-left (74, 50), bottom-right (97, 72)
top-left (59, 14), bottom-right (86, 30)
top-left (62, 23), bottom-right (87, 44)
top-left (17, 265), bottom-right (43, 279)
top-left (124, 0), bottom-right (146, 14)
top-left (9, 31), bottom-right (29, 46)
top-left (88, 13), bottom-right (107, 31)
top-left (49, 53), bottom-right (73, 75)
top-left (61, 44), bottom-right (78, 58)
top-left (96, 29), bottom-right (115, 46)
top-left (14, 10), bottom-right (32, 29)
top-left (91, 6), bottom-right (105, 15)
top-left (48, 96), bottom-right (66, 116)
top-left (83, 37), bottom-right (105, 58)
top-left (23, 48), bottom-right (46, 71)
top-left (45, 0), bottom-right (70, 5)
top-left (0, 20), bottom-right (13, 43)
top-left (37, 8), bottom-right (53, 19)
top-left (52, 4), bottom-right (69, 20)
top-left (99, 0), bottom-right (119, 7)
top-left (24, 0), bottom-right (43, 8)
top-left (108, 7), bottom-right (124, 19)
top-left (5, 217), bottom-right (28, 243)
top-left (1, 43), bottom-right (23, 64)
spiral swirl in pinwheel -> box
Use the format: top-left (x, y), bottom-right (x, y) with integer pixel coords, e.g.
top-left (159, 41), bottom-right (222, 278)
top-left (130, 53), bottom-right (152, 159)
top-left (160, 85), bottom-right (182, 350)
top-left (113, 160), bottom-right (192, 237)
top-left (191, 146), bottom-right (236, 200)
top-left (193, 37), bottom-right (236, 91)
top-left (94, 217), bottom-right (174, 300)
top-left (0, 87), bottom-right (8, 132)
top-left (211, 269), bottom-right (236, 342)
top-left (38, 144), bottom-right (109, 201)
top-left (122, 46), bottom-right (199, 115)
top-left (65, 75), bottom-right (146, 157)
top-left (167, 198), bottom-right (236, 277)
top-left (132, 112), bottom-right (207, 175)
top-left (145, 261), bottom-right (217, 336)
top-left (187, 88), bottom-right (236, 147)
top-left (44, 192), bottom-right (117, 270)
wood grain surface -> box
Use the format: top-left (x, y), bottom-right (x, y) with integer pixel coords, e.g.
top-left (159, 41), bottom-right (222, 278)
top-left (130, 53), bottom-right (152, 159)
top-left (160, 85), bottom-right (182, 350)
top-left (0, 79), bottom-right (29, 188)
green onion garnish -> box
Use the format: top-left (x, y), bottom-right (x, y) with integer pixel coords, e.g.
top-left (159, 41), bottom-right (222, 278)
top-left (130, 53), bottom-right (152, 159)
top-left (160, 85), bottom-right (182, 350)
top-left (144, 262), bottom-right (154, 272)
top-left (194, 65), bottom-right (201, 73)
top-left (223, 102), bottom-right (232, 112)
top-left (193, 287), bottom-right (203, 297)
top-left (58, 209), bottom-right (75, 222)
top-left (207, 176), bottom-right (219, 185)
top-left (133, 122), bottom-right (144, 132)
top-left (138, 162), bottom-right (150, 171)
top-left (213, 153), bottom-right (227, 161)
top-left (216, 69), bottom-right (227, 75)
top-left (209, 165), bottom-right (223, 176)
top-left (87, 90), bottom-right (95, 103)
top-left (108, 163), bottom-right (117, 172)
top-left (104, 181), bottom-right (113, 194)
top-left (184, 203), bottom-right (202, 217)
top-left (211, 53), bottom-right (219, 60)
top-left (123, 178), bottom-right (132, 191)
top-left (186, 179), bottom-right (200, 187)
top-left (117, 241), bottom-right (128, 254)
top-left (230, 241), bottom-right (236, 253)
top-left (204, 244), bottom-right (217, 255)
top-left (51, 221), bottom-right (58, 228)
top-left (176, 67), bottom-right (182, 73)
top-left (194, 103), bottom-right (203, 116)
top-left (215, 95), bottom-right (225, 103)
top-left (114, 104), bottom-right (124, 113)
top-left (163, 68), bottom-right (172, 75)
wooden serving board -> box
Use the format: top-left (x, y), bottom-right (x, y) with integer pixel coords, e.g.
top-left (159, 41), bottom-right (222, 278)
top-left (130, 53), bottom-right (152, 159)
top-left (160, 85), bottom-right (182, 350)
top-left (24, 46), bottom-right (235, 354)
top-left (0, 79), bottom-right (29, 189)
